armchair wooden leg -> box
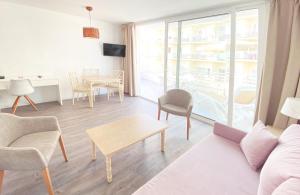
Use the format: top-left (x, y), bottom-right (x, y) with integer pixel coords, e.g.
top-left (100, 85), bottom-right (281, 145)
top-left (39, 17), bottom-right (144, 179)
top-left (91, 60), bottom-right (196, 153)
top-left (42, 168), bottom-right (54, 195)
top-left (166, 113), bottom-right (169, 120)
top-left (186, 116), bottom-right (191, 140)
top-left (12, 96), bottom-right (21, 114)
top-left (59, 136), bottom-right (68, 162)
top-left (24, 95), bottom-right (38, 111)
top-left (157, 108), bottom-right (161, 120)
top-left (0, 170), bottom-right (4, 194)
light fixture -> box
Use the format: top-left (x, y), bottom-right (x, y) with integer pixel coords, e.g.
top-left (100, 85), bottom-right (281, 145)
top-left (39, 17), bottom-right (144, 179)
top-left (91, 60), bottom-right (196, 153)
top-left (83, 6), bottom-right (99, 39)
top-left (281, 97), bottom-right (300, 124)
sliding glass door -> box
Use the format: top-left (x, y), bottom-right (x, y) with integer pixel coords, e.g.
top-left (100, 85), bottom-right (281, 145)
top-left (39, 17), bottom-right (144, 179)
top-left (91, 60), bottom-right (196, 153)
top-left (165, 9), bottom-right (260, 130)
top-left (137, 6), bottom-right (263, 130)
top-left (166, 22), bottom-right (179, 90)
top-left (178, 15), bottom-right (231, 123)
top-left (233, 9), bottom-right (259, 129)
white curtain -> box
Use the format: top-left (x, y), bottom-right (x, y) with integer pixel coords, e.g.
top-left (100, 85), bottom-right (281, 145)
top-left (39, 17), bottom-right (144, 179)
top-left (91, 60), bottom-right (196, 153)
top-left (122, 23), bottom-right (137, 96)
top-left (255, 0), bottom-right (300, 129)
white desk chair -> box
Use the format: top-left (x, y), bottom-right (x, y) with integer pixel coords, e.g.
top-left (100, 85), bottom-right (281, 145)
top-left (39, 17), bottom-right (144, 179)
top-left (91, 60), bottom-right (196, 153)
top-left (9, 79), bottom-right (38, 114)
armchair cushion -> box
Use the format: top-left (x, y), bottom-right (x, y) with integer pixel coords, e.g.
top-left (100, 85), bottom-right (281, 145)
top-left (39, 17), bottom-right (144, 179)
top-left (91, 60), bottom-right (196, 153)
top-left (10, 131), bottom-right (60, 165)
top-left (0, 147), bottom-right (46, 171)
top-left (161, 104), bottom-right (187, 116)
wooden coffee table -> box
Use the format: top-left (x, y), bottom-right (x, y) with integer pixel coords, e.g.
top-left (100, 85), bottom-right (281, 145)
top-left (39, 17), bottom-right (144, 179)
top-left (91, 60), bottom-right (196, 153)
top-left (86, 115), bottom-right (168, 183)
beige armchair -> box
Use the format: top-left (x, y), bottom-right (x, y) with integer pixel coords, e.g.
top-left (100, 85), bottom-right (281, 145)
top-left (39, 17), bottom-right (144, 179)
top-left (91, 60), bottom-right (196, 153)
top-left (158, 89), bottom-right (193, 140)
top-left (0, 113), bottom-right (68, 195)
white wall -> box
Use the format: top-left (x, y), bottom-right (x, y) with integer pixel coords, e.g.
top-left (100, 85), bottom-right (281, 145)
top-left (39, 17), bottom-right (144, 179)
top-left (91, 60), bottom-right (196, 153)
top-left (0, 1), bottom-right (122, 108)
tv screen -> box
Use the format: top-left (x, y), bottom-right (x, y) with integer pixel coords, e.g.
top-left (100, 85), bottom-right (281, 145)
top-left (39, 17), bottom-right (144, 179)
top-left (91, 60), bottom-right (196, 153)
top-left (103, 43), bottom-right (126, 57)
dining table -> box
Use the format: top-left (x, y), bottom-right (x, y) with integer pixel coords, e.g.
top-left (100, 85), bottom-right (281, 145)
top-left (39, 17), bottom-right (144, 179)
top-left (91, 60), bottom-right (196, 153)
top-left (82, 75), bottom-right (120, 108)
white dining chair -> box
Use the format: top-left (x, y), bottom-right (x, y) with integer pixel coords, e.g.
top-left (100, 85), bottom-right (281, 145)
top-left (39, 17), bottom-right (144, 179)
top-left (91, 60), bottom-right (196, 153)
top-left (9, 79), bottom-right (38, 114)
top-left (106, 70), bottom-right (124, 102)
top-left (82, 68), bottom-right (104, 96)
top-left (69, 72), bottom-right (95, 105)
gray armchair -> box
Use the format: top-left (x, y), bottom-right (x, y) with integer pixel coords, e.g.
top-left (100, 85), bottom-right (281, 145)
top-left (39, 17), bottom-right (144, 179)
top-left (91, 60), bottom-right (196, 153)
top-left (158, 89), bottom-right (193, 140)
top-left (0, 113), bottom-right (68, 195)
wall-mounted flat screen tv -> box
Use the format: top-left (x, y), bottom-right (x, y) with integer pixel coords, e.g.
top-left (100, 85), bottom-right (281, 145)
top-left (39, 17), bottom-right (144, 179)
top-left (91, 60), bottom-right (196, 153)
top-left (103, 43), bottom-right (126, 57)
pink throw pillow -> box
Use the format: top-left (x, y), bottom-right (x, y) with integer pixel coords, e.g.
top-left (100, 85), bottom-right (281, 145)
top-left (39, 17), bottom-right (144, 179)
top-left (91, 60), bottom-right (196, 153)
top-left (240, 121), bottom-right (278, 170)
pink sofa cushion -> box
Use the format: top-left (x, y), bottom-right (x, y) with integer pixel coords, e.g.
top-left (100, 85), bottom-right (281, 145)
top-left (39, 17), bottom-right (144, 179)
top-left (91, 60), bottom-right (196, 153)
top-left (258, 124), bottom-right (300, 195)
top-left (240, 121), bottom-right (278, 170)
top-left (272, 178), bottom-right (300, 195)
top-left (133, 134), bottom-right (260, 195)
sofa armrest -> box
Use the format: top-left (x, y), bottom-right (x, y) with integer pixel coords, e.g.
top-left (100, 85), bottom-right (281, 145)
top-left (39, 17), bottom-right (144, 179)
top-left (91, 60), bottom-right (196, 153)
top-left (0, 147), bottom-right (48, 170)
top-left (213, 122), bottom-right (247, 144)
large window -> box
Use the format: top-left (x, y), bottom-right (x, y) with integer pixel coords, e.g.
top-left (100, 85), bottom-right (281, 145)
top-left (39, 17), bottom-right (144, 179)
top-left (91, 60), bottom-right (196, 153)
top-left (136, 6), bottom-right (264, 131)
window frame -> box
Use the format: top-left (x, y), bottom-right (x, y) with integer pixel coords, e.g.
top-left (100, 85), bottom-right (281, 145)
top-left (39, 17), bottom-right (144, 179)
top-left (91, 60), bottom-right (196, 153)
top-left (163, 2), bottom-right (267, 126)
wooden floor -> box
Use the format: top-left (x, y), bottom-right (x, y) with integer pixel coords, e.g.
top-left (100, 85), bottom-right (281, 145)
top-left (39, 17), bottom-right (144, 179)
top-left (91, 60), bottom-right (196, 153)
top-left (1, 95), bottom-right (212, 195)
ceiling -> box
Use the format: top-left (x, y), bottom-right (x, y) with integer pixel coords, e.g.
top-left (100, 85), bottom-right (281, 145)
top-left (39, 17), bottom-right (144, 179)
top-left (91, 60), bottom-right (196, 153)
top-left (1, 0), bottom-right (253, 24)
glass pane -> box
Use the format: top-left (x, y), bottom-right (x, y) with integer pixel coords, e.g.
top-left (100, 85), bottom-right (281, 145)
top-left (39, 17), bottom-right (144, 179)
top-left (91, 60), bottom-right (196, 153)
top-left (136, 22), bottom-right (165, 102)
top-left (179, 15), bottom-right (231, 123)
top-left (233, 9), bottom-right (259, 130)
top-left (167, 22), bottom-right (178, 89)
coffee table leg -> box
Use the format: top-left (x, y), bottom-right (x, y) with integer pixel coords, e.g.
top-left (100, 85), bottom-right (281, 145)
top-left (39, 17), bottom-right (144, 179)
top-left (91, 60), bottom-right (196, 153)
top-left (92, 142), bottom-right (96, 160)
top-left (161, 130), bottom-right (165, 152)
top-left (106, 156), bottom-right (112, 183)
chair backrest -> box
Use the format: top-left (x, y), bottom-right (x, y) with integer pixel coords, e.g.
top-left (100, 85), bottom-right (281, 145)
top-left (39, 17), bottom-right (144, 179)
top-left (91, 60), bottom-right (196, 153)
top-left (82, 68), bottom-right (100, 77)
top-left (165, 89), bottom-right (192, 108)
top-left (0, 114), bottom-right (26, 147)
top-left (112, 70), bottom-right (124, 85)
top-left (9, 79), bottom-right (34, 96)
top-left (68, 72), bottom-right (81, 89)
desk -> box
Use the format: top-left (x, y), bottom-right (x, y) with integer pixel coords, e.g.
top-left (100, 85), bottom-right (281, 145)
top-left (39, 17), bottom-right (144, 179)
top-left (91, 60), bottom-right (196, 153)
top-left (0, 77), bottom-right (63, 107)
top-left (83, 76), bottom-right (120, 108)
